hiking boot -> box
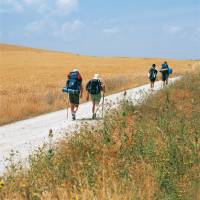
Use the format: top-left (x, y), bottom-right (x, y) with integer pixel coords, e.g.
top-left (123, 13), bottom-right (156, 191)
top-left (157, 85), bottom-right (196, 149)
top-left (72, 113), bottom-right (76, 121)
top-left (92, 113), bottom-right (96, 119)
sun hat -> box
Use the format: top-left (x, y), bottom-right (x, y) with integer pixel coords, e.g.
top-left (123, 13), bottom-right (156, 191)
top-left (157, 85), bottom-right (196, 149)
top-left (93, 74), bottom-right (100, 79)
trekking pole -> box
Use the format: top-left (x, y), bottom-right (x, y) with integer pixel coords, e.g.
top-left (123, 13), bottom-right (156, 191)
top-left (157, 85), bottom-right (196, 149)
top-left (66, 94), bottom-right (69, 119)
top-left (101, 94), bottom-right (104, 119)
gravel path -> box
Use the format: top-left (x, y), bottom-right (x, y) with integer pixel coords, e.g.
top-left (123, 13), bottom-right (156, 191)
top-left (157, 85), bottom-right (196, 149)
top-left (0, 78), bottom-right (179, 174)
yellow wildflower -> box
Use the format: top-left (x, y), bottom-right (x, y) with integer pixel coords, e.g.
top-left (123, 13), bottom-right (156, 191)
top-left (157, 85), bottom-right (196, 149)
top-left (0, 180), bottom-right (5, 189)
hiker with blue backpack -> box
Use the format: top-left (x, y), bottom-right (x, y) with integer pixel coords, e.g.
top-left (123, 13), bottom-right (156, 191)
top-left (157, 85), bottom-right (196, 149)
top-left (160, 61), bottom-right (172, 86)
top-left (86, 74), bottom-right (105, 119)
top-left (148, 64), bottom-right (158, 90)
top-left (63, 69), bottom-right (83, 120)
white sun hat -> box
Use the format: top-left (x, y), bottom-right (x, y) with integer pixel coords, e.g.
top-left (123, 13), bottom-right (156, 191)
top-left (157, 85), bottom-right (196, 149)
top-left (73, 69), bottom-right (79, 72)
top-left (93, 74), bottom-right (100, 79)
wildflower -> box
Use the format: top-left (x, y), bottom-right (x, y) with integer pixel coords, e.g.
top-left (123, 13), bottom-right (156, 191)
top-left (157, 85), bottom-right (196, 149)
top-left (32, 192), bottom-right (40, 200)
top-left (0, 180), bottom-right (5, 189)
top-left (21, 183), bottom-right (27, 188)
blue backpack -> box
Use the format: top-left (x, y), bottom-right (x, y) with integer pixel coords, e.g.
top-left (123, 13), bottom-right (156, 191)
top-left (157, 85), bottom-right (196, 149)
top-left (162, 63), bottom-right (168, 70)
top-left (168, 67), bottom-right (173, 74)
top-left (86, 79), bottom-right (102, 95)
top-left (63, 71), bottom-right (81, 94)
top-left (149, 68), bottom-right (157, 79)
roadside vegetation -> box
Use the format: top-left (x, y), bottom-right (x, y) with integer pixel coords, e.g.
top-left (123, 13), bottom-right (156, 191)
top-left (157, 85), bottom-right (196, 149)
top-left (0, 44), bottom-right (194, 125)
top-left (0, 70), bottom-right (199, 200)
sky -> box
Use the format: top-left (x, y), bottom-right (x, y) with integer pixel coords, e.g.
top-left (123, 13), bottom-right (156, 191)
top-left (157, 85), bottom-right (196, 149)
top-left (0, 0), bottom-right (200, 59)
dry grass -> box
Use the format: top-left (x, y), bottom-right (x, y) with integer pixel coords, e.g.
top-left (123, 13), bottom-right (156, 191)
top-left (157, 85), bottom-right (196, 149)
top-left (0, 43), bottom-right (195, 125)
top-left (1, 71), bottom-right (199, 200)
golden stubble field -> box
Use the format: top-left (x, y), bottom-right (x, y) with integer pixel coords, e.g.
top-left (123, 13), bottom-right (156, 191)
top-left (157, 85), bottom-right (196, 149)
top-left (0, 44), bottom-right (195, 125)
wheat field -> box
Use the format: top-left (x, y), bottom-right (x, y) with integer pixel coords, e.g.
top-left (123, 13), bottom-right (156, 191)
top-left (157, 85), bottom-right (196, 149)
top-left (0, 44), bottom-right (194, 125)
top-left (1, 72), bottom-right (199, 199)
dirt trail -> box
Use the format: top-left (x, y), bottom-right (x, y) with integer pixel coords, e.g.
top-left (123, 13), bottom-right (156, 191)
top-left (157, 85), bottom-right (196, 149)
top-left (0, 78), bottom-right (179, 174)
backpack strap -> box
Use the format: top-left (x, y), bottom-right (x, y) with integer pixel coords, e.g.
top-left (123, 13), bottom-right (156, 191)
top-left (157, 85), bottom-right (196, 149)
top-left (86, 80), bottom-right (91, 91)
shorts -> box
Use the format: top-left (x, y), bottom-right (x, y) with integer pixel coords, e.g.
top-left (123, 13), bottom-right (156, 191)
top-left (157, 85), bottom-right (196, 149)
top-left (91, 93), bottom-right (101, 104)
top-left (69, 93), bottom-right (80, 105)
top-left (162, 73), bottom-right (169, 81)
top-left (150, 78), bottom-right (156, 82)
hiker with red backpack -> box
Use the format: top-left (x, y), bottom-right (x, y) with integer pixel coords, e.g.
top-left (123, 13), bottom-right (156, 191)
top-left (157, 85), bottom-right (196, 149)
top-left (86, 74), bottom-right (105, 119)
top-left (63, 69), bottom-right (83, 120)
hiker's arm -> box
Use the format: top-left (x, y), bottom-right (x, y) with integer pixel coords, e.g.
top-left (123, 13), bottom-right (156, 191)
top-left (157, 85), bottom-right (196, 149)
top-left (102, 83), bottom-right (106, 94)
top-left (85, 81), bottom-right (90, 100)
top-left (86, 92), bottom-right (89, 101)
top-left (80, 83), bottom-right (83, 98)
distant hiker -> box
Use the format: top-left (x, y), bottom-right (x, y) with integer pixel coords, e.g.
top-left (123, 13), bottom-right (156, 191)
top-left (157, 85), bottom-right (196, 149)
top-left (64, 69), bottom-right (83, 120)
top-left (86, 74), bottom-right (105, 119)
top-left (160, 61), bottom-right (169, 86)
top-left (148, 64), bottom-right (158, 90)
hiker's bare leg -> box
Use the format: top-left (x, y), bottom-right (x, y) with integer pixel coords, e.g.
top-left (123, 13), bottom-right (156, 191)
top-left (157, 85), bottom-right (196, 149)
top-left (150, 81), bottom-right (154, 90)
top-left (71, 104), bottom-right (75, 113)
top-left (95, 102), bottom-right (100, 113)
top-left (71, 104), bottom-right (78, 120)
top-left (71, 104), bottom-right (78, 113)
top-left (74, 104), bottom-right (79, 113)
top-left (166, 78), bottom-right (169, 85)
top-left (92, 101), bottom-right (97, 119)
top-left (71, 104), bottom-right (75, 120)
top-left (163, 81), bottom-right (165, 86)
top-left (92, 101), bottom-right (95, 114)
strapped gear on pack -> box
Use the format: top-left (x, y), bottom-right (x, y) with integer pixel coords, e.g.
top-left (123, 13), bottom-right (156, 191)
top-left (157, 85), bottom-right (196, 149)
top-left (168, 67), bottom-right (173, 74)
top-left (63, 71), bottom-right (81, 94)
top-left (86, 79), bottom-right (102, 95)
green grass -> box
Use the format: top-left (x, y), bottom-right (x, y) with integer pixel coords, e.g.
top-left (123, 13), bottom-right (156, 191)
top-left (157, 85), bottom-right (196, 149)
top-left (0, 72), bottom-right (199, 200)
